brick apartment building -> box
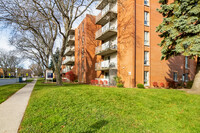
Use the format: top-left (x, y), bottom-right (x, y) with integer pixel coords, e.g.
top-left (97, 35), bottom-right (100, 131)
top-left (62, 0), bottom-right (196, 88)
top-left (93, 0), bottom-right (196, 88)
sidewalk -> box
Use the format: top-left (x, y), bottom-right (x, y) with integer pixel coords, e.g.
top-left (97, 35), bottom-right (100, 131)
top-left (0, 79), bottom-right (37, 133)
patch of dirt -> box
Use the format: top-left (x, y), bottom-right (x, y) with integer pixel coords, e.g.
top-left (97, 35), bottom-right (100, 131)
top-left (179, 89), bottom-right (200, 95)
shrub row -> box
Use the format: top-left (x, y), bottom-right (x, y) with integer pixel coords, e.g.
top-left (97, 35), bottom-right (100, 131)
top-left (91, 80), bottom-right (108, 86)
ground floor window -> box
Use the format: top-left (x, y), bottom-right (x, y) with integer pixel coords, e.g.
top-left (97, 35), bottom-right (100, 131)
top-left (105, 72), bottom-right (109, 79)
top-left (185, 73), bottom-right (189, 82)
top-left (173, 72), bottom-right (178, 82)
top-left (144, 71), bottom-right (149, 86)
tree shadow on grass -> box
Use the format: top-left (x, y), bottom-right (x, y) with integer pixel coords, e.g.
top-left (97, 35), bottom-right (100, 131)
top-left (80, 120), bottom-right (109, 133)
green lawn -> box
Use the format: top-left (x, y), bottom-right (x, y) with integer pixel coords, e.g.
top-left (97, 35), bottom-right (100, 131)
top-left (20, 79), bottom-right (200, 133)
top-left (0, 83), bottom-right (26, 103)
top-left (26, 78), bottom-right (34, 83)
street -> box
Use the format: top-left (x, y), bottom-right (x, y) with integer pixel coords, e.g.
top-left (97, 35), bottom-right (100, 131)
top-left (0, 78), bottom-right (19, 86)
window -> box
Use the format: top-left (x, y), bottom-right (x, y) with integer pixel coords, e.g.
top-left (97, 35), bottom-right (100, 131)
top-left (182, 74), bottom-right (185, 82)
top-left (173, 72), bottom-right (178, 82)
top-left (144, 51), bottom-right (149, 65)
top-left (185, 56), bottom-right (188, 69)
top-left (144, 12), bottom-right (149, 26)
top-left (144, 71), bottom-right (149, 86)
top-left (144, 31), bottom-right (149, 46)
top-left (185, 73), bottom-right (189, 82)
top-left (105, 72), bottom-right (109, 79)
top-left (144, 0), bottom-right (149, 6)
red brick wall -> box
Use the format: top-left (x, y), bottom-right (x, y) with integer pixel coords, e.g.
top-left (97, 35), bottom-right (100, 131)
top-left (75, 14), bottom-right (101, 83)
top-left (118, 0), bottom-right (136, 88)
top-left (118, 0), bottom-right (196, 87)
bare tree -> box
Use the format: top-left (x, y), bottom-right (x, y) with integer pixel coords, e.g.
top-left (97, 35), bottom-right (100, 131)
top-left (10, 31), bottom-right (50, 69)
top-left (29, 63), bottom-right (43, 76)
top-left (0, 50), bottom-right (21, 78)
top-left (0, 0), bottom-right (95, 85)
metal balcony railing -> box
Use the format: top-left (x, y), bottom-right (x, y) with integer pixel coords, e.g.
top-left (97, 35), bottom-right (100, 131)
top-left (95, 40), bottom-right (117, 55)
top-left (95, 60), bottom-right (117, 70)
top-left (65, 46), bottom-right (75, 55)
top-left (62, 67), bottom-right (71, 73)
top-left (68, 35), bottom-right (75, 41)
top-left (95, 22), bottom-right (117, 39)
top-left (96, 3), bottom-right (117, 24)
top-left (62, 56), bottom-right (75, 65)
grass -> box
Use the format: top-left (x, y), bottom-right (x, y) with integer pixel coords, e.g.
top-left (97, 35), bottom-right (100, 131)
top-left (20, 79), bottom-right (200, 133)
top-left (0, 83), bottom-right (26, 103)
top-left (26, 78), bottom-right (34, 83)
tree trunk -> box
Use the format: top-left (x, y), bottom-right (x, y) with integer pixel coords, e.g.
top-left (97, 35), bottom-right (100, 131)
top-left (191, 57), bottom-right (200, 90)
top-left (2, 70), bottom-right (5, 78)
top-left (55, 68), bottom-right (62, 86)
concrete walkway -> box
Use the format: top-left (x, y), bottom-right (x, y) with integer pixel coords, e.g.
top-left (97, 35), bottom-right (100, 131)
top-left (0, 79), bottom-right (37, 133)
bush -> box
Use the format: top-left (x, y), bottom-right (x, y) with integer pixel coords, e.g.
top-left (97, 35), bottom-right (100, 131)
top-left (153, 82), bottom-right (158, 87)
top-left (186, 81), bottom-right (193, 89)
top-left (160, 82), bottom-right (165, 87)
top-left (114, 76), bottom-right (124, 87)
top-left (117, 83), bottom-right (124, 88)
top-left (65, 71), bottom-right (76, 82)
top-left (95, 80), bottom-right (98, 85)
top-left (74, 79), bottom-right (78, 83)
top-left (137, 84), bottom-right (145, 89)
top-left (53, 78), bottom-right (56, 82)
top-left (100, 80), bottom-right (104, 85)
top-left (104, 80), bottom-right (108, 86)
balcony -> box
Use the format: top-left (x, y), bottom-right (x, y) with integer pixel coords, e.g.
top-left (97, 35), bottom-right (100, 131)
top-left (96, 3), bottom-right (117, 25)
top-left (62, 56), bottom-right (75, 65)
top-left (95, 22), bottom-right (117, 40)
top-left (96, 0), bottom-right (116, 10)
top-left (62, 67), bottom-right (71, 73)
top-left (95, 60), bottom-right (117, 71)
top-left (95, 40), bottom-right (117, 55)
top-left (65, 46), bottom-right (75, 56)
top-left (67, 35), bottom-right (75, 46)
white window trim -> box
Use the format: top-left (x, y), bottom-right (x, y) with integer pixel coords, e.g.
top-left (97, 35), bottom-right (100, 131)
top-left (185, 56), bottom-right (189, 69)
top-left (144, 71), bottom-right (149, 86)
top-left (144, 51), bottom-right (150, 66)
top-left (144, 0), bottom-right (149, 6)
top-left (144, 31), bottom-right (150, 46)
top-left (144, 12), bottom-right (150, 26)
top-left (173, 72), bottom-right (178, 82)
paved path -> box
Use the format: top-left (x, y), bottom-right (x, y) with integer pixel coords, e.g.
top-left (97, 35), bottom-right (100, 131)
top-left (0, 79), bottom-right (37, 133)
top-left (0, 78), bottom-right (19, 86)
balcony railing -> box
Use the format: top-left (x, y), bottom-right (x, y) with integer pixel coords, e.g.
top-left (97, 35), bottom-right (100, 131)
top-left (95, 22), bottom-right (117, 40)
top-left (62, 67), bottom-right (71, 73)
top-left (67, 35), bottom-right (75, 46)
top-left (68, 35), bottom-right (75, 41)
top-left (65, 46), bottom-right (75, 55)
top-left (96, 3), bottom-right (117, 25)
top-left (95, 40), bottom-right (117, 55)
top-left (62, 56), bottom-right (75, 65)
top-left (95, 60), bottom-right (117, 70)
